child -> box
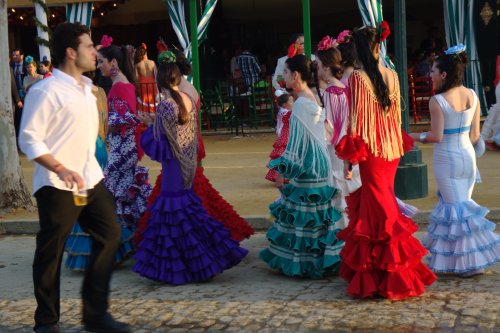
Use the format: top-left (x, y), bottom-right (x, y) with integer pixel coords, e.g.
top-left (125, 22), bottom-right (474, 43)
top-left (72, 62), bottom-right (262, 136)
top-left (265, 90), bottom-right (294, 182)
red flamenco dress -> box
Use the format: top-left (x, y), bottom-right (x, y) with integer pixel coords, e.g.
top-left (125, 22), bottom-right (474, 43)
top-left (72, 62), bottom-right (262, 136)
top-left (265, 108), bottom-right (291, 182)
top-left (135, 100), bottom-right (254, 244)
top-left (335, 71), bottom-right (436, 300)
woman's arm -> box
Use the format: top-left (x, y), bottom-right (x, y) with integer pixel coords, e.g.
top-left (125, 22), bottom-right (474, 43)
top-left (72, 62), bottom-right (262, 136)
top-left (410, 97), bottom-right (444, 143)
top-left (469, 96), bottom-right (481, 144)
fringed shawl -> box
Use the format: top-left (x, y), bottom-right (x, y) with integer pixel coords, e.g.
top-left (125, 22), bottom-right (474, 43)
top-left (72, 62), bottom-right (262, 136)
top-left (282, 97), bottom-right (332, 181)
top-left (154, 98), bottom-right (197, 189)
top-left (348, 70), bottom-right (403, 161)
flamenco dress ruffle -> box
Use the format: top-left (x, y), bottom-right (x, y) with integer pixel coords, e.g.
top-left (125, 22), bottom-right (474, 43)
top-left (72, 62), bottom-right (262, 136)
top-left (64, 137), bottom-right (135, 271)
top-left (335, 135), bottom-right (436, 300)
top-left (135, 131), bottom-right (253, 244)
top-left (259, 157), bottom-right (344, 278)
top-left (265, 111), bottom-right (291, 183)
top-left (132, 128), bottom-right (248, 284)
top-left (421, 193), bottom-right (500, 273)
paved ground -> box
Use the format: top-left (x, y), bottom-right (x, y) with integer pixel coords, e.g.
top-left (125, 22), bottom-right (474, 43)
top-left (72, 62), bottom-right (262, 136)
top-left (0, 233), bottom-right (499, 333)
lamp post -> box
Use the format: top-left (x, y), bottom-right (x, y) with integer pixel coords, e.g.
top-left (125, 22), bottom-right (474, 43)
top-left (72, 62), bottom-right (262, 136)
top-left (302, 0), bottom-right (311, 59)
top-left (189, 0), bottom-right (200, 92)
top-left (394, 0), bottom-right (428, 199)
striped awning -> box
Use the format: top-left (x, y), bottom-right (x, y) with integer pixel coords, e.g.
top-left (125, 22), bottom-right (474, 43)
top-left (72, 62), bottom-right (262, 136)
top-left (66, 2), bottom-right (93, 27)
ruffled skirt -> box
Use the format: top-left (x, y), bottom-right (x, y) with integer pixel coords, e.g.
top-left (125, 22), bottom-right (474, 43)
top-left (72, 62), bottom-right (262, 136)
top-left (135, 168), bottom-right (253, 244)
top-left (422, 194), bottom-right (500, 273)
top-left (132, 189), bottom-right (248, 284)
top-left (64, 223), bottom-right (134, 271)
top-left (259, 179), bottom-right (344, 278)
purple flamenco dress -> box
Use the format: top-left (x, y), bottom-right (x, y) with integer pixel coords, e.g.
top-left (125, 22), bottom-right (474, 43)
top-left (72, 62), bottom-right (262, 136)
top-left (132, 99), bottom-right (248, 284)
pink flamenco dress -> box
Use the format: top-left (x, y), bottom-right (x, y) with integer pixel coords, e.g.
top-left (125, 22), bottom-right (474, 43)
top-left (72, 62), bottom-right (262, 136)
top-left (104, 82), bottom-right (152, 232)
top-left (335, 71), bottom-right (436, 300)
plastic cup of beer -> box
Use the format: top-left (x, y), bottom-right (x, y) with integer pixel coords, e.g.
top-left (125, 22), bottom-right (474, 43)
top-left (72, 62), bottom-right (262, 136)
top-left (73, 188), bottom-right (88, 206)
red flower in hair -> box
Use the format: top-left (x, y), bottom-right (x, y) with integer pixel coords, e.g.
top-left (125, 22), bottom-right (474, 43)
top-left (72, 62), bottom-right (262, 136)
top-left (141, 43), bottom-right (147, 50)
top-left (156, 38), bottom-right (168, 52)
top-left (287, 42), bottom-right (303, 58)
top-left (317, 35), bottom-right (337, 51)
top-left (101, 35), bottom-right (113, 48)
top-left (379, 21), bottom-right (391, 42)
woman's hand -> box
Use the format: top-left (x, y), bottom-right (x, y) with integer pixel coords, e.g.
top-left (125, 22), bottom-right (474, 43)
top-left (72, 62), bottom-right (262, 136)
top-left (343, 161), bottom-right (353, 180)
top-left (275, 174), bottom-right (285, 189)
top-left (138, 111), bottom-right (155, 126)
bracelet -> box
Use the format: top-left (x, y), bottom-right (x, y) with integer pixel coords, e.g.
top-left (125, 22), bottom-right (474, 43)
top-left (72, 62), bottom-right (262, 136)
top-left (53, 164), bottom-right (65, 173)
top-left (419, 132), bottom-right (429, 143)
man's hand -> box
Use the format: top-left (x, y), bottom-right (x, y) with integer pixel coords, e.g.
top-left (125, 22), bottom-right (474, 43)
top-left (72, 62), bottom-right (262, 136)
top-left (16, 101), bottom-right (23, 109)
top-left (56, 166), bottom-right (84, 190)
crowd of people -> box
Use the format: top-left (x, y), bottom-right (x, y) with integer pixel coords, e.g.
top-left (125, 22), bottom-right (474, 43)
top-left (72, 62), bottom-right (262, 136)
top-left (11, 20), bottom-right (500, 333)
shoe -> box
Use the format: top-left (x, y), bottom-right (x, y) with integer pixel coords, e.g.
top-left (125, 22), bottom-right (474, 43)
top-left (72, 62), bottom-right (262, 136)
top-left (458, 269), bottom-right (485, 278)
top-left (35, 324), bottom-right (64, 333)
top-left (83, 313), bottom-right (130, 333)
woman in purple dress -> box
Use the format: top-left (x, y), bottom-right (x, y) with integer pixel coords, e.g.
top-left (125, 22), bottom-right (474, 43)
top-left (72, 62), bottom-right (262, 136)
top-left (97, 38), bottom-right (152, 232)
top-left (133, 51), bottom-right (247, 284)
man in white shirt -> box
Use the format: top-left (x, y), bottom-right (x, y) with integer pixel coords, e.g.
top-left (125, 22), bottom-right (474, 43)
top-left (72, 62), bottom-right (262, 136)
top-left (19, 23), bottom-right (129, 333)
top-left (272, 33), bottom-right (315, 91)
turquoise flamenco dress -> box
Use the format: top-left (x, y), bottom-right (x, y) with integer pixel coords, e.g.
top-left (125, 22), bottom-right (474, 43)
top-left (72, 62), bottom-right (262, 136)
top-left (64, 136), bottom-right (134, 271)
top-left (259, 97), bottom-right (344, 278)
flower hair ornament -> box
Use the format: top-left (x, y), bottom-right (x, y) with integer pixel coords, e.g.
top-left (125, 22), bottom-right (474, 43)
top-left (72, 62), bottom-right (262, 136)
top-left (274, 89), bottom-right (286, 98)
top-left (141, 43), bottom-right (147, 50)
top-left (336, 30), bottom-right (351, 44)
top-left (156, 38), bottom-right (168, 53)
top-left (101, 35), bottom-right (113, 48)
top-left (378, 21), bottom-right (391, 42)
top-left (317, 35), bottom-right (337, 51)
top-left (287, 41), bottom-right (304, 58)
top-left (25, 55), bottom-right (34, 64)
top-left (158, 50), bottom-right (176, 64)
top-left (444, 43), bottom-right (466, 55)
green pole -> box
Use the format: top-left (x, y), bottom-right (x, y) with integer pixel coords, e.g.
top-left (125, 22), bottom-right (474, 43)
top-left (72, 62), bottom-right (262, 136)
top-left (302, 0), bottom-right (311, 59)
top-left (394, 0), bottom-right (428, 200)
top-left (189, 0), bottom-right (200, 92)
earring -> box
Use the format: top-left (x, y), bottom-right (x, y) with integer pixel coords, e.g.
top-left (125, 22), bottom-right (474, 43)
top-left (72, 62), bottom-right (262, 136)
top-left (110, 65), bottom-right (118, 77)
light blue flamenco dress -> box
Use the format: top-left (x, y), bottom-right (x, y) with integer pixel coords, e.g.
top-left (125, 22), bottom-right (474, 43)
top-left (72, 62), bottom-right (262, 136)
top-left (259, 97), bottom-right (344, 278)
top-left (64, 137), bottom-right (135, 271)
top-left (422, 91), bottom-right (500, 274)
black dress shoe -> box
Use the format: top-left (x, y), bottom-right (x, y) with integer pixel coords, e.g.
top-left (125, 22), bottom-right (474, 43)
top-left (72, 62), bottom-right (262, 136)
top-left (35, 324), bottom-right (64, 333)
top-left (83, 313), bottom-right (130, 333)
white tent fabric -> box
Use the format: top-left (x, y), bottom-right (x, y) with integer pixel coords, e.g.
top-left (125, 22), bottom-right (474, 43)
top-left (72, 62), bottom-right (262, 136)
top-left (356, 0), bottom-right (394, 69)
top-left (66, 2), bottom-right (93, 27)
top-left (443, 0), bottom-right (487, 115)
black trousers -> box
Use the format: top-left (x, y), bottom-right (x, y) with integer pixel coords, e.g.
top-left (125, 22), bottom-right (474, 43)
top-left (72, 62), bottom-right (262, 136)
top-left (33, 181), bottom-right (121, 330)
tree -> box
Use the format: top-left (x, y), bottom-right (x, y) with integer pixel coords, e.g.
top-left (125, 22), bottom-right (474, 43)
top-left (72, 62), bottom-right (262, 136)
top-left (0, 0), bottom-right (33, 211)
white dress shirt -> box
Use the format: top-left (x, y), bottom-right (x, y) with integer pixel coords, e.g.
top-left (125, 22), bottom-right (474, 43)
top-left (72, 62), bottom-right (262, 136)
top-left (19, 69), bottom-right (104, 194)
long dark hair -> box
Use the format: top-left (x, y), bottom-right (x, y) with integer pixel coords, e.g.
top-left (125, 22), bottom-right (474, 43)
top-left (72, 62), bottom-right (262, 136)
top-left (172, 49), bottom-right (192, 76)
top-left (134, 43), bottom-right (147, 64)
top-left (434, 52), bottom-right (469, 94)
top-left (157, 60), bottom-right (189, 124)
top-left (337, 33), bottom-right (359, 69)
top-left (285, 54), bottom-right (315, 85)
top-left (353, 27), bottom-right (391, 110)
top-left (99, 44), bottom-right (137, 84)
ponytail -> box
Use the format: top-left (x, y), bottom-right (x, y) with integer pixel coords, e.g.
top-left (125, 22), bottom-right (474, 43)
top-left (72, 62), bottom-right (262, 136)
top-left (311, 61), bottom-right (324, 107)
top-left (156, 61), bottom-right (189, 124)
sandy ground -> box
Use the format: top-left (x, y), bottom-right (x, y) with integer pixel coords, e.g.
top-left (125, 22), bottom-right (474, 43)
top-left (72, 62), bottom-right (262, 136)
top-left (2, 133), bottom-right (499, 221)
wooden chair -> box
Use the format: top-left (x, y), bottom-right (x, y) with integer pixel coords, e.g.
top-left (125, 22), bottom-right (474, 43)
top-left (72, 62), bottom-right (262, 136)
top-left (409, 75), bottom-right (434, 123)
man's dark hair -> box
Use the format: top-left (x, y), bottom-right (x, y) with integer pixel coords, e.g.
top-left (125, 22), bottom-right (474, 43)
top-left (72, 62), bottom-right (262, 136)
top-left (289, 33), bottom-right (304, 44)
top-left (51, 22), bottom-right (90, 65)
top-left (12, 48), bottom-right (24, 55)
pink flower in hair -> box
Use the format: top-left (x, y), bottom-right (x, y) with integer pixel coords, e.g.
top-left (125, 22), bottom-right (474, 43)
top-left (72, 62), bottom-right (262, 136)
top-left (317, 35), bottom-right (337, 51)
top-left (336, 30), bottom-right (351, 44)
top-left (101, 35), bottom-right (113, 48)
